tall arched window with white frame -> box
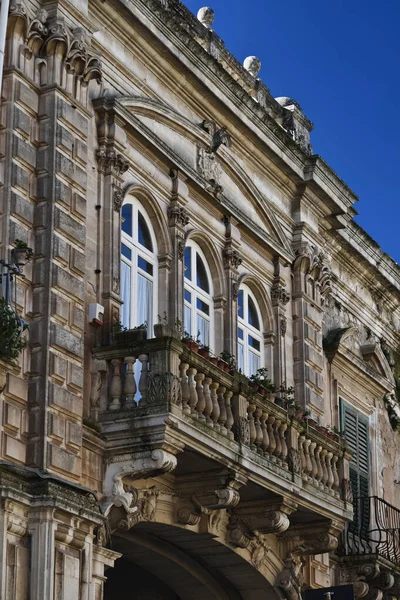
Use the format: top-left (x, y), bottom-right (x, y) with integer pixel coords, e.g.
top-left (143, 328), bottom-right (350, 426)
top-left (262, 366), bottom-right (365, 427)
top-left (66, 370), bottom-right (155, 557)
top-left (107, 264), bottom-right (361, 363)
top-left (237, 284), bottom-right (263, 376)
top-left (120, 200), bottom-right (157, 336)
top-left (184, 241), bottom-right (213, 349)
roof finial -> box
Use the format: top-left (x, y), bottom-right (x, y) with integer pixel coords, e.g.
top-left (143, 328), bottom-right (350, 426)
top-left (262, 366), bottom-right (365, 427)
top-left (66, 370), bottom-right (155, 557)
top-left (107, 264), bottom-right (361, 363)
top-left (197, 7), bottom-right (215, 29)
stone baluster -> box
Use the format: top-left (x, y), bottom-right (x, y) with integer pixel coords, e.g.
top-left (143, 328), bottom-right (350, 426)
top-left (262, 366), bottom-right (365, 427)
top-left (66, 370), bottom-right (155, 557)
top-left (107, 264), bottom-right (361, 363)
top-left (320, 448), bottom-right (328, 488)
top-left (267, 415), bottom-right (276, 458)
top-left (309, 441), bottom-right (318, 482)
top-left (298, 436), bottom-right (306, 479)
top-left (260, 410), bottom-right (269, 455)
top-left (109, 359), bottom-right (122, 410)
top-left (217, 385), bottom-right (227, 435)
top-left (248, 402), bottom-right (257, 450)
top-left (314, 445), bottom-right (323, 485)
top-left (210, 381), bottom-right (220, 430)
top-left (326, 451), bottom-right (334, 490)
top-left (332, 454), bottom-right (340, 493)
top-left (274, 418), bottom-right (282, 461)
top-left (180, 363), bottom-right (190, 414)
top-left (225, 390), bottom-right (234, 440)
top-left (188, 367), bottom-right (198, 415)
top-left (303, 438), bottom-right (312, 480)
top-left (123, 356), bottom-right (137, 409)
top-left (138, 354), bottom-right (148, 405)
top-left (279, 422), bottom-right (288, 465)
top-left (195, 373), bottom-right (206, 421)
top-left (254, 406), bottom-right (263, 453)
top-left (203, 376), bottom-right (213, 426)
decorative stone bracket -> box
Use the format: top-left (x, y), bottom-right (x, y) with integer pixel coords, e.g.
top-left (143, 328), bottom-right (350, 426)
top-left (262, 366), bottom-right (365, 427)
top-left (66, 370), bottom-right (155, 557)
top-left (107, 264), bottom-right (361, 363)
top-left (102, 450), bottom-right (177, 529)
top-left (339, 561), bottom-right (400, 600)
top-left (278, 520), bottom-right (341, 556)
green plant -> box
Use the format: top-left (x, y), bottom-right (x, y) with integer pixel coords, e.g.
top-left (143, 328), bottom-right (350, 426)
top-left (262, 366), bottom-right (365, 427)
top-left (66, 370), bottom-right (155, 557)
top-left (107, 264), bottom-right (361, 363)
top-left (219, 350), bottom-right (235, 366)
top-left (131, 322), bottom-right (147, 331)
top-left (279, 383), bottom-right (295, 401)
top-left (112, 315), bottom-right (127, 333)
top-left (0, 297), bottom-right (27, 361)
top-left (249, 368), bottom-right (276, 393)
top-left (13, 239), bottom-right (33, 261)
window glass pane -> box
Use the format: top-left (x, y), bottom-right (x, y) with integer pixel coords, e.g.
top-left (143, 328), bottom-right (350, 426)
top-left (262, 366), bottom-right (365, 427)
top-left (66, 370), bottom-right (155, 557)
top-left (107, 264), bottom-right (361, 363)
top-left (121, 243), bottom-right (132, 260)
top-left (238, 290), bottom-right (244, 319)
top-left (197, 314), bottom-right (210, 346)
top-left (138, 256), bottom-right (153, 275)
top-left (138, 212), bottom-right (153, 251)
top-left (248, 296), bottom-right (260, 329)
top-left (238, 327), bottom-right (244, 340)
top-left (120, 262), bottom-right (131, 329)
top-left (196, 298), bottom-right (209, 315)
top-left (238, 343), bottom-right (244, 373)
top-left (121, 204), bottom-right (132, 237)
top-left (248, 335), bottom-right (260, 351)
top-left (184, 289), bottom-right (191, 303)
top-left (137, 273), bottom-right (153, 331)
top-left (184, 247), bottom-right (192, 281)
top-left (196, 253), bottom-right (209, 293)
top-left (184, 306), bottom-right (191, 336)
top-left (248, 351), bottom-right (260, 376)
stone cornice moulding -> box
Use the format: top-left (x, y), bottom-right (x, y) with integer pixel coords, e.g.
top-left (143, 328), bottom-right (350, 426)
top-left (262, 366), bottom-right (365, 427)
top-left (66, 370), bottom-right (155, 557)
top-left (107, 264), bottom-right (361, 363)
top-left (333, 350), bottom-right (394, 397)
top-left (103, 96), bottom-right (294, 262)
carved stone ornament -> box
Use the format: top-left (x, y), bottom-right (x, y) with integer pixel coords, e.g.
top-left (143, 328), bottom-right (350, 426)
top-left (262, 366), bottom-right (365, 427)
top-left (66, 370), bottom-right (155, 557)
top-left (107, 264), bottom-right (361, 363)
top-left (114, 187), bottom-right (124, 211)
top-left (147, 373), bottom-right (182, 407)
top-left (97, 147), bottom-right (129, 177)
top-left (232, 281), bottom-right (240, 301)
top-left (102, 450), bottom-right (177, 529)
top-left (223, 247), bottom-right (242, 270)
top-left (287, 448), bottom-right (301, 475)
top-left (339, 562), bottom-right (399, 600)
top-left (233, 416), bottom-right (250, 445)
top-left (271, 283), bottom-right (291, 306)
top-left (167, 204), bottom-right (189, 228)
top-left (197, 147), bottom-right (222, 186)
top-left (276, 556), bottom-right (305, 600)
top-left (197, 7), bottom-right (215, 28)
top-left (280, 316), bottom-right (287, 337)
top-left (178, 240), bottom-right (185, 260)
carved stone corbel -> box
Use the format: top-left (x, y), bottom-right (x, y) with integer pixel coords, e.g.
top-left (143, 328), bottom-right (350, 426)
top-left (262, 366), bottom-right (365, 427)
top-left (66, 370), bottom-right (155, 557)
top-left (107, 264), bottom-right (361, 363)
top-left (279, 520), bottom-right (341, 555)
top-left (233, 499), bottom-right (297, 535)
top-left (276, 555), bottom-right (306, 600)
top-left (103, 450), bottom-right (177, 530)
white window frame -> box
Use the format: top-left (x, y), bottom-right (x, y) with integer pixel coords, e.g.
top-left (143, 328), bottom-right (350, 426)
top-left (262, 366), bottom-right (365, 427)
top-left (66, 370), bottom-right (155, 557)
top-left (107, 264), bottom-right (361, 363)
top-left (237, 284), bottom-right (264, 376)
top-left (184, 241), bottom-right (214, 350)
top-left (120, 199), bottom-right (158, 336)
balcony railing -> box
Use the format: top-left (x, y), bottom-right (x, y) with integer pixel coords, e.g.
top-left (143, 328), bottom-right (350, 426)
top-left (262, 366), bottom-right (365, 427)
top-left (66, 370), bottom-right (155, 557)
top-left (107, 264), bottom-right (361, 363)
top-left (340, 496), bottom-right (400, 566)
top-left (96, 335), bottom-right (350, 502)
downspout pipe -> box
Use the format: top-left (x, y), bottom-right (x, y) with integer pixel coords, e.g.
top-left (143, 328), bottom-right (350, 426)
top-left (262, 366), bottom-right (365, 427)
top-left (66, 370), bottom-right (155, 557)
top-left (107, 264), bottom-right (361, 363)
top-left (0, 0), bottom-right (10, 99)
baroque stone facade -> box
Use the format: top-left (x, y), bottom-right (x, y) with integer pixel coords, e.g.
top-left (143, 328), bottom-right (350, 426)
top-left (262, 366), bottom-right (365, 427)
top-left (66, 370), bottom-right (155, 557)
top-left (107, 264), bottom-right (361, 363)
top-left (0, 0), bottom-right (399, 598)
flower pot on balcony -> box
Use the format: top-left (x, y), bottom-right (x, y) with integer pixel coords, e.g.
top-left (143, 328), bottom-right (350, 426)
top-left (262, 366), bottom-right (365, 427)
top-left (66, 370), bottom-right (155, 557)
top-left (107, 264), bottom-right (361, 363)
top-left (209, 356), bottom-right (218, 366)
top-left (257, 386), bottom-right (265, 396)
top-left (198, 347), bottom-right (210, 359)
top-left (12, 248), bottom-right (28, 267)
top-left (115, 328), bottom-right (147, 345)
top-left (182, 339), bottom-right (199, 353)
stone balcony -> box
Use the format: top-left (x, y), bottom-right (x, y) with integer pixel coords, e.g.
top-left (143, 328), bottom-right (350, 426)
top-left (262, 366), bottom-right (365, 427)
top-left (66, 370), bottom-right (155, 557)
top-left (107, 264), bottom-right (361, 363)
top-left (94, 334), bottom-right (353, 547)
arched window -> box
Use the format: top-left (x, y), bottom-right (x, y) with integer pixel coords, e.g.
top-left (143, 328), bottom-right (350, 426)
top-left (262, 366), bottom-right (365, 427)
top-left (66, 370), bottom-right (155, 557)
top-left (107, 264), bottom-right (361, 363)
top-left (120, 200), bottom-right (157, 335)
top-left (184, 242), bottom-right (213, 348)
top-left (237, 284), bottom-right (263, 376)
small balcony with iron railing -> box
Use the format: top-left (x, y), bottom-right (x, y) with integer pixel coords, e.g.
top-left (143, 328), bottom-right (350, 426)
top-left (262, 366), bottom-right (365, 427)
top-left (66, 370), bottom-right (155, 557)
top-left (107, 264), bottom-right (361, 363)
top-left (94, 330), bottom-right (353, 528)
top-left (0, 248), bottom-right (28, 365)
top-left (340, 496), bottom-right (400, 566)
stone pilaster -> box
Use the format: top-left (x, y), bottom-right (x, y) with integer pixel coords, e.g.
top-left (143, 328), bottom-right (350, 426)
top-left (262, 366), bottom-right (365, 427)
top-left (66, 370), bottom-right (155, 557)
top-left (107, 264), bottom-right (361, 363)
top-left (271, 256), bottom-right (290, 387)
top-left (222, 216), bottom-right (242, 359)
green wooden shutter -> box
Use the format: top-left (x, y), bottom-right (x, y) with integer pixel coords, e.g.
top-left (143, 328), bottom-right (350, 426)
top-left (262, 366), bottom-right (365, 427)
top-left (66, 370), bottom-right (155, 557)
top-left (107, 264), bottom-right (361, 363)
top-left (340, 399), bottom-right (370, 537)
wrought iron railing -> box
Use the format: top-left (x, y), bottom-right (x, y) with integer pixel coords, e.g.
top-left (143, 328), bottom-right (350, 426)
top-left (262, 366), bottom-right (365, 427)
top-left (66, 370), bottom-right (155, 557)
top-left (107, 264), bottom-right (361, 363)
top-left (0, 260), bottom-right (26, 358)
top-left (340, 496), bottom-right (400, 566)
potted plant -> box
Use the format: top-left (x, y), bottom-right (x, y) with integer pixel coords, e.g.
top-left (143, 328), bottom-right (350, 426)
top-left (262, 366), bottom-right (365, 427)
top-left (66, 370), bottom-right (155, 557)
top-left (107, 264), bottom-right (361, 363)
top-left (249, 368), bottom-right (276, 396)
top-left (198, 344), bottom-right (210, 359)
top-left (218, 350), bottom-right (234, 373)
top-left (114, 319), bottom-right (148, 345)
top-left (12, 239), bottom-right (33, 267)
top-left (182, 331), bottom-right (199, 353)
top-left (209, 353), bottom-right (218, 366)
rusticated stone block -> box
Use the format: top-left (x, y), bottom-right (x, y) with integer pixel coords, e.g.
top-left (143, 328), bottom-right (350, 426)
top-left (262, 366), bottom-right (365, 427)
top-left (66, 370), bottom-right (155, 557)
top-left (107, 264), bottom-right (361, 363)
top-left (71, 192), bottom-right (86, 219)
top-left (13, 106), bottom-right (31, 138)
top-left (9, 220), bottom-right (29, 246)
top-left (5, 373), bottom-right (28, 402)
top-left (10, 192), bottom-right (34, 225)
top-left (74, 139), bottom-right (88, 165)
top-left (56, 123), bottom-right (74, 155)
top-left (305, 343), bottom-right (323, 370)
top-left (55, 152), bottom-right (87, 190)
top-left (55, 178), bottom-right (73, 208)
top-left (53, 234), bottom-right (69, 266)
top-left (47, 443), bottom-right (80, 477)
top-left (11, 162), bottom-right (29, 193)
top-left (54, 207), bottom-right (85, 247)
top-left (49, 351), bottom-right (68, 383)
top-left (50, 322), bottom-right (83, 358)
top-left (57, 97), bottom-right (88, 135)
top-left (15, 80), bottom-right (38, 113)
top-left (3, 402), bottom-right (21, 432)
top-left (51, 292), bottom-right (70, 324)
top-left (68, 363), bottom-right (84, 391)
top-left (4, 435), bottom-right (26, 463)
top-left (66, 420), bottom-right (82, 451)
top-left (48, 382), bottom-right (81, 416)
top-left (52, 264), bottom-right (84, 300)
top-left (13, 135), bottom-right (35, 168)
top-left (48, 412), bottom-right (65, 442)
top-left (71, 247), bottom-right (85, 275)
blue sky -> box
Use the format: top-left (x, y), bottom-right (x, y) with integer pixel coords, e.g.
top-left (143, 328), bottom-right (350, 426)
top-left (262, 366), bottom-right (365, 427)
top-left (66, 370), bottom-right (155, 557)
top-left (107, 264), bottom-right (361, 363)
top-left (183, 0), bottom-right (400, 263)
